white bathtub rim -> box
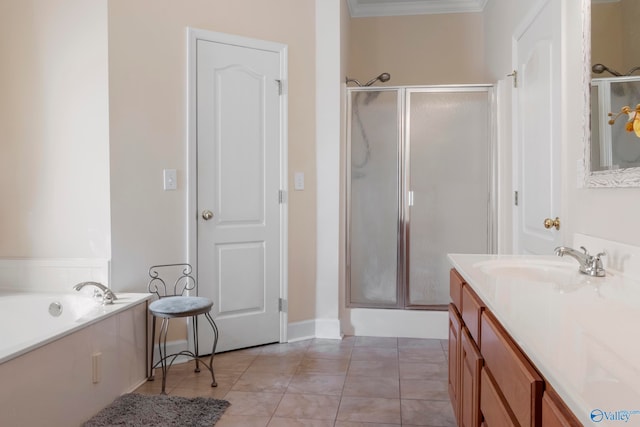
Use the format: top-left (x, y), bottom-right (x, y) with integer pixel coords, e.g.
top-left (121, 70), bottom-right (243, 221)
top-left (0, 291), bottom-right (151, 364)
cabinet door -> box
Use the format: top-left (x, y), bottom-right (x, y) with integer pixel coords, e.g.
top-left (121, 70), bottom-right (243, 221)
top-left (448, 304), bottom-right (462, 425)
top-left (461, 327), bottom-right (483, 427)
top-left (480, 367), bottom-right (518, 427)
top-left (542, 390), bottom-right (582, 427)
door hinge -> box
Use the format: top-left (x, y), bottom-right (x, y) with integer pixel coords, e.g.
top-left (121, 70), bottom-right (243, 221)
top-left (408, 191), bottom-right (414, 207)
top-left (276, 79), bottom-right (284, 96)
top-left (508, 70), bottom-right (518, 88)
top-left (514, 191), bottom-right (519, 206)
top-left (279, 298), bottom-right (288, 312)
top-left (279, 190), bottom-right (287, 204)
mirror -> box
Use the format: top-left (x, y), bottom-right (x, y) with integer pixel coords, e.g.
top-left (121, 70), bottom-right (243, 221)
top-left (587, 0), bottom-right (640, 186)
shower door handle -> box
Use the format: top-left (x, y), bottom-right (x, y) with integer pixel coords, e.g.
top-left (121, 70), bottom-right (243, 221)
top-left (408, 191), bottom-right (414, 207)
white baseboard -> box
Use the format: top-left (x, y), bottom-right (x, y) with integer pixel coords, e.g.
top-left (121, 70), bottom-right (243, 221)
top-left (341, 308), bottom-right (448, 339)
top-left (286, 311), bottom-right (447, 342)
top-left (287, 320), bottom-right (317, 342)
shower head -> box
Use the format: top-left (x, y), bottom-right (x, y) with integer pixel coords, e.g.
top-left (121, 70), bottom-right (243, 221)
top-left (346, 72), bottom-right (391, 87)
top-left (592, 63), bottom-right (622, 77)
top-left (364, 72), bottom-right (391, 86)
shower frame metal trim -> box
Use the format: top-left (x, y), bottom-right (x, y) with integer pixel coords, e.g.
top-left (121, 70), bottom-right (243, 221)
top-left (345, 84), bottom-right (497, 310)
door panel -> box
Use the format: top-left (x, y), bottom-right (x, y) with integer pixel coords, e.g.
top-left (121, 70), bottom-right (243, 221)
top-left (514, 0), bottom-right (562, 254)
top-left (196, 36), bottom-right (282, 352)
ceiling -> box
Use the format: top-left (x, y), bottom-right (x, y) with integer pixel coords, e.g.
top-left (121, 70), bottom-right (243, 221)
top-left (346, 0), bottom-right (489, 17)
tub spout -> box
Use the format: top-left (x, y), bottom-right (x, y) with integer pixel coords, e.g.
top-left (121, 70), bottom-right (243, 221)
top-left (73, 281), bottom-right (118, 304)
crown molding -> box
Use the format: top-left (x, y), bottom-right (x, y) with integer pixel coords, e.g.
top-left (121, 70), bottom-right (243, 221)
top-left (347, 0), bottom-right (489, 18)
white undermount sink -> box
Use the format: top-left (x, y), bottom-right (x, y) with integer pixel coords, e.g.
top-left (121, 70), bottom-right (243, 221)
top-left (472, 258), bottom-right (587, 284)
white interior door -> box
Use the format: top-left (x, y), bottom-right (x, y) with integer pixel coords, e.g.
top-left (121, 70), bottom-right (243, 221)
top-left (513, 0), bottom-right (562, 255)
top-left (193, 31), bottom-right (285, 353)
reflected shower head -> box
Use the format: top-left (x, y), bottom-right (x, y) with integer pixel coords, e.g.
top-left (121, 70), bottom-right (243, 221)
top-left (346, 72), bottom-right (391, 87)
top-left (592, 63), bottom-right (622, 77)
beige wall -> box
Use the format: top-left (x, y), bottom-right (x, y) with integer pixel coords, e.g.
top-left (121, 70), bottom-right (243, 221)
top-left (0, 0), bottom-right (111, 259)
top-left (108, 0), bottom-right (317, 324)
top-left (348, 13), bottom-right (487, 86)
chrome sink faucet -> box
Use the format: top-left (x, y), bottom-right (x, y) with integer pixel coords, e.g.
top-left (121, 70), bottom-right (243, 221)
top-left (554, 246), bottom-right (606, 277)
top-left (73, 281), bottom-right (118, 304)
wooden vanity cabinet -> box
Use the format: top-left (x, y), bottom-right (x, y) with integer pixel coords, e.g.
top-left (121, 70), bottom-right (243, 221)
top-left (449, 268), bottom-right (580, 427)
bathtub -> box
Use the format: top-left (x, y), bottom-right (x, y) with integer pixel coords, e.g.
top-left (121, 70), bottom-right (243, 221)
top-left (0, 290), bottom-right (151, 427)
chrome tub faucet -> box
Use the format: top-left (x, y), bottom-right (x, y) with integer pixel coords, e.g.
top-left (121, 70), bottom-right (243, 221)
top-left (73, 281), bottom-right (118, 305)
top-left (554, 246), bottom-right (606, 277)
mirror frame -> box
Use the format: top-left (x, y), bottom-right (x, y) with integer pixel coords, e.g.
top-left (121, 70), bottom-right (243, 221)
top-left (584, 0), bottom-right (640, 187)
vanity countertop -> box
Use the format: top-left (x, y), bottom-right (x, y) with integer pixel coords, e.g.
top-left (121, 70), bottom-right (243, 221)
top-left (448, 253), bottom-right (640, 426)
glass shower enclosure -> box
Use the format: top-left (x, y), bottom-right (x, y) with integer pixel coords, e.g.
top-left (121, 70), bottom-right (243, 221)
top-left (346, 85), bottom-right (495, 309)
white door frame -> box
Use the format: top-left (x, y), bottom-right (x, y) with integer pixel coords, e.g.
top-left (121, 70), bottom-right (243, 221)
top-left (186, 27), bottom-right (289, 345)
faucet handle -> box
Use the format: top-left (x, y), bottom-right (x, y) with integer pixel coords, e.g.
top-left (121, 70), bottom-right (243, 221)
top-left (579, 246), bottom-right (589, 255)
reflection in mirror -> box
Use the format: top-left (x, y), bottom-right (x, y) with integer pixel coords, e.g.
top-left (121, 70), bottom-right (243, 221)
top-left (591, 77), bottom-right (640, 171)
top-left (589, 0), bottom-right (640, 182)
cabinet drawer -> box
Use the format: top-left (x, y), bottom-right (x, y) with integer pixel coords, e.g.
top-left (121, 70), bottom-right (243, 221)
top-left (542, 389), bottom-right (582, 427)
top-left (481, 311), bottom-right (543, 427)
top-left (450, 268), bottom-right (465, 310)
top-left (462, 284), bottom-right (484, 345)
top-left (480, 367), bottom-right (518, 427)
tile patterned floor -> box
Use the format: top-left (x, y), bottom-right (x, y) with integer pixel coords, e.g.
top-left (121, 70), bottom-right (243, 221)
top-left (135, 336), bottom-right (456, 427)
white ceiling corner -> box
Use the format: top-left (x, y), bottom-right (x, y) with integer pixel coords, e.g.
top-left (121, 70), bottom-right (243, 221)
top-left (347, 0), bottom-right (489, 18)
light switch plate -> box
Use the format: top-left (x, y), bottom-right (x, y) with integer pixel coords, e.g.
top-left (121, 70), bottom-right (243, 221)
top-left (294, 172), bottom-right (304, 190)
top-left (163, 169), bottom-right (177, 191)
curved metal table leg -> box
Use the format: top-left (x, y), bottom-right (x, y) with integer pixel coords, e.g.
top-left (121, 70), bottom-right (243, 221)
top-left (148, 315), bottom-right (157, 381)
top-left (158, 317), bottom-right (170, 394)
top-left (204, 312), bottom-right (219, 387)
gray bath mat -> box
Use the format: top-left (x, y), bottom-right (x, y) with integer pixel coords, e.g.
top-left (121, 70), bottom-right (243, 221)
top-left (83, 393), bottom-right (230, 427)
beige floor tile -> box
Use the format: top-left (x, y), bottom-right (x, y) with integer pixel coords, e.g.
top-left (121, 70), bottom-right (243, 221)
top-left (342, 375), bottom-right (400, 398)
top-left (223, 391), bottom-right (284, 417)
top-left (169, 385), bottom-right (230, 399)
top-left (296, 357), bottom-right (350, 375)
top-left (398, 338), bottom-right (444, 349)
top-left (348, 360), bottom-right (399, 378)
top-left (304, 344), bottom-right (353, 360)
top-left (287, 374), bottom-right (346, 395)
top-left (350, 347), bottom-right (398, 361)
top-left (174, 369), bottom-right (241, 390)
top-left (274, 393), bottom-right (341, 420)
top-left (336, 396), bottom-right (401, 424)
top-left (134, 337), bottom-right (457, 426)
top-left (354, 336), bottom-right (398, 348)
top-left (401, 399), bottom-right (456, 426)
top-left (399, 348), bottom-right (446, 364)
top-left (399, 362), bottom-right (447, 380)
top-left (260, 341), bottom-right (311, 356)
top-left (400, 379), bottom-right (449, 401)
top-left (246, 355), bottom-right (303, 374)
top-left (232, 372), bottom-right (293, 393)
top-left (213, 353), bottom-right (259, 372)
top-left (268, 418), bottom-right (335, 427)
top-left (216, 414), bottom-right (271, 427)
top-left (334, 422), bottom-right (400, 427)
